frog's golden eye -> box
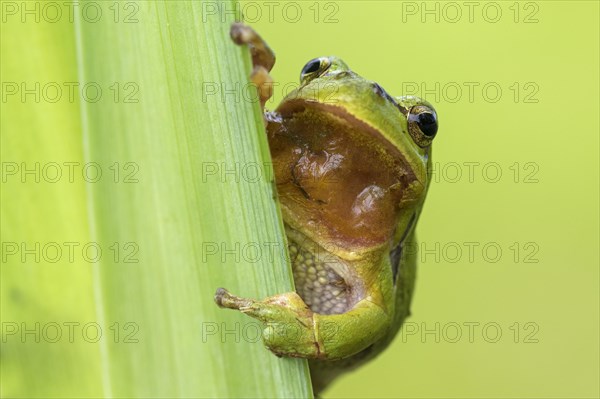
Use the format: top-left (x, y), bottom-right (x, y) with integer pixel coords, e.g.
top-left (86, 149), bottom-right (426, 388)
top-left (407, 105), bottom-right (438, 147)
top-left (300, 57), bottom-right (331, 83)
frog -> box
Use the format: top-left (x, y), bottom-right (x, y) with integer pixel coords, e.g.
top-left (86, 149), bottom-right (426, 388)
top-left (214, 22), bottom-right (438, 394)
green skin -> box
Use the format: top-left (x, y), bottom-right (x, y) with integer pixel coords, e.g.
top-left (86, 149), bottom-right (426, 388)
top-left (216, 55), bottom-right (438, 392)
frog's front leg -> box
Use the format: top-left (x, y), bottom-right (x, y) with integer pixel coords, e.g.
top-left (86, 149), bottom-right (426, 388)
top-left (230, 22), bottom-right (275, 112)
top-left (214, 288), bottom-right (391, 360)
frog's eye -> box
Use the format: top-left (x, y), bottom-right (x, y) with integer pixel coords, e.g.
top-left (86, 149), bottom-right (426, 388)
top-left (300, 57), bottom-right (331, 83)
top-left (407, 105), bottom-right (438, 147)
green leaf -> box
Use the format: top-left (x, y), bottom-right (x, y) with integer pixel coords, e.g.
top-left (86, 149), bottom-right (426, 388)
top-left (1, 1), bottom-right (312, 397)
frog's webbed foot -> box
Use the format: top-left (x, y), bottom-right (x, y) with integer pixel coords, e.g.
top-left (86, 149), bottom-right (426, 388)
top-left (215, 288), bottom-right (318, 358)
top-left (214, 288), bottom-right (391, 360)
top-left (230, 22), bottom-right (275, 116)
top-left (215, 288), bottom-right (310, 319)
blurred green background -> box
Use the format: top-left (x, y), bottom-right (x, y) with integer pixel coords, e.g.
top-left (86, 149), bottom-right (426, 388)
top-left (2, 1), bottom-right (599, 398)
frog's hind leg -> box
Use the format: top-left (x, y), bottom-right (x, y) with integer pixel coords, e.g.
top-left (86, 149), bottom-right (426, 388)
top-left (230, 22), bottom-right (275, 112)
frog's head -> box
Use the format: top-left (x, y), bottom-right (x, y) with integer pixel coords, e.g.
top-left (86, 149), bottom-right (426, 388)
top-left (275, 57), bottom-right (438, 243)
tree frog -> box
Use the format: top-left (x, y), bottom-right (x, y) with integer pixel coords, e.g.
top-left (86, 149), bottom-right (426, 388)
top-left (215, 23), bottom-right (438, 393)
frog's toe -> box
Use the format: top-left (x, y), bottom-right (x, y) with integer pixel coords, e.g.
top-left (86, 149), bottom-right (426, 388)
top-left (229, 22), bottom-right (275, 72)
top-left (214, 288), bottom-right (246, 309)
top-left (230, 22), bottom-right (253, 45)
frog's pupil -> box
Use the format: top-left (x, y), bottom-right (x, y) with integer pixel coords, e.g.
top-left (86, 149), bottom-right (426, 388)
top-left (418, 112), bottom-right (438, 137)
top-left (302, 59), bottom-right (321, 75)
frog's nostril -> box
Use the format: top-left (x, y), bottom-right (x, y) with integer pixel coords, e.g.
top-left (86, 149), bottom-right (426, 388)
top-left (333, 71), bottom-right (351, 79)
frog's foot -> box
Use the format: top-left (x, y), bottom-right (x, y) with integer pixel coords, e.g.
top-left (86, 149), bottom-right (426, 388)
top-left (215, 288), bottom-right (320, 358)
top-left (230, 22), bottom-right (275, 72)
top-left (230, 22), bottom-right (275, 115)
top-left (214, 288), bottom-right (391, 361)
top-left (214, 288), bottom-right (311, 322)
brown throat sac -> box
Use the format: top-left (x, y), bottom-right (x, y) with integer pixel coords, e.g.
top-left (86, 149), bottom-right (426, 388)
top-left (268, 104), bottom-right (415, 250)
